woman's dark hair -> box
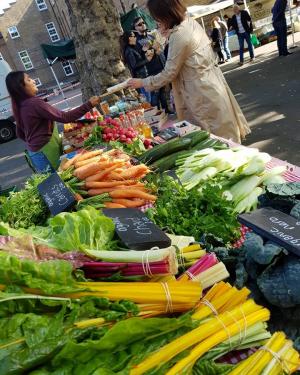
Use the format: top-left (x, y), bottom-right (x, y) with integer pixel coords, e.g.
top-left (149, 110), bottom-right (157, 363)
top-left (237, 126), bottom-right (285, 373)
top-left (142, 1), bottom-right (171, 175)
top-left (120, 31), bottom-right (137, 62)
top-left (5, 71), bottom-right (28, 126)
top-left (147, 0), bottom-right (186, 29)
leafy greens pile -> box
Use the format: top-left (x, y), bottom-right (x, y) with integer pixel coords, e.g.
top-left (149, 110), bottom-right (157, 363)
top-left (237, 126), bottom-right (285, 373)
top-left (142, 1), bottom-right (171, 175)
top-left (0, 174), bottom-right (49, 229)
top-left (0, 206), bottom-right (115, 254)
top-left (146, 175), bottom-right (241, 245)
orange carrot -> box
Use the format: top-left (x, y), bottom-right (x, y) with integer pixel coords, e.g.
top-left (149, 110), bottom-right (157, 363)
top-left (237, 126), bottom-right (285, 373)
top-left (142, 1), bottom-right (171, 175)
top-left (61, 153), bottom-right (83, 171)
top-left (87, 185), bottom-right (145, 196)
top-left (75, 149), bottom-right (103, 163)
top-left (104, 202), bottom-right (126, 208)
top-left (119, 165), bottom-right (149, 180)
top-left (74, 156), bottom-right (102, 168)
top-left (85, 163), bottom-right (124, 182)
top-left (85, 180), bottom-right (139, 189)
top-left (73, 192), bottom-right (84, 202)
top-left (109, 189), bottom-right (157, 201)
top-left (74, 163), bottom-right (103, 180)
top-left (112, 198), bottom-right (146, 208)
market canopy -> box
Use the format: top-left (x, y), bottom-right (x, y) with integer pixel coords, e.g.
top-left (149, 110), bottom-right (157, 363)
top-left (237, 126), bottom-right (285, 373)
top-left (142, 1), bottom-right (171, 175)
top-left (187, 0), bottom-right (234, 19)
top-left (40, 39), bottom-right (76, 62)
top-left (121, 7), bottom-right (156, 32)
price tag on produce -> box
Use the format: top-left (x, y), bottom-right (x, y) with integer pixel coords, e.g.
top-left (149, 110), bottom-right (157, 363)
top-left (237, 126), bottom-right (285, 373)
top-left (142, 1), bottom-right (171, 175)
top-left (238, 207), bottom-right (300, 257)
top-left (103, 208), bottom-right (171, 250)
top-left (38, 173), bottom-right (76, 216)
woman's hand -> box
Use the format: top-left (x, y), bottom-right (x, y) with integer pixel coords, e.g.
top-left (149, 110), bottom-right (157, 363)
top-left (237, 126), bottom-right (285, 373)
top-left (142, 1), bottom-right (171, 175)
top-left (89, 96), bottom-right (101, 107)
top-left (127, 78), bottom-right (144, 89)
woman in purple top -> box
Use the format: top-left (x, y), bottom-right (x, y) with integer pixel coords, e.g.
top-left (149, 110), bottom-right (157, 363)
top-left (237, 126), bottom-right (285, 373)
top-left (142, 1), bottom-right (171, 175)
top-left (5, 71), bottom-right (100, 173)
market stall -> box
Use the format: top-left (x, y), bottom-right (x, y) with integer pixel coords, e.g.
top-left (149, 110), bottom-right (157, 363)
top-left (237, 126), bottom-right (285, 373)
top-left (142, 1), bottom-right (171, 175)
top-left (0, 95), bottom-right (300, 374)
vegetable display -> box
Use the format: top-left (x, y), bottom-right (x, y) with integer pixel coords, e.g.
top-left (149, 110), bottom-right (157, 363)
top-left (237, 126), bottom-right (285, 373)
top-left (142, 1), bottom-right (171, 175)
top-left (1, 125), bottom-right (300, 374)
top-left (147, 175), bottom-right (241, 245)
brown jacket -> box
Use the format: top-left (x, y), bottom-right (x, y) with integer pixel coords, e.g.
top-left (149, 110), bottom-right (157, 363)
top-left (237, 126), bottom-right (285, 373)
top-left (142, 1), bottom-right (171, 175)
top-left (143, 17), bottom-right (250, 143)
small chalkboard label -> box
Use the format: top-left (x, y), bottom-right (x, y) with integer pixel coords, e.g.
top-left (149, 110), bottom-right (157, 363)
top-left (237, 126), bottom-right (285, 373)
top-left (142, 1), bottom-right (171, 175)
top-left (238, 207), bottom-right (300, 257)
top-left (103, 208), bottom-right (171, 250)
top-left (38, 173), bottom-right (76, 216)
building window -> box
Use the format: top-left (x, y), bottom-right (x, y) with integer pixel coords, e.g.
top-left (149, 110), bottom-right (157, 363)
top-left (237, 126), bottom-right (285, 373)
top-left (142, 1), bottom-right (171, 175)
top-left (8, 26), bottom-right (20, 39)
top-left (62, 61), bottom-right (74, 76)
top-left (35, 0), bottom-right (47, 11)
top-left (34, 78), bottom-right (42, 87)
top-left (45, 22), bottom-right (60, 42)
top-left (0, 53), bottom-right (3, 60)
top-left (18, 50), bottom-right (34, 70)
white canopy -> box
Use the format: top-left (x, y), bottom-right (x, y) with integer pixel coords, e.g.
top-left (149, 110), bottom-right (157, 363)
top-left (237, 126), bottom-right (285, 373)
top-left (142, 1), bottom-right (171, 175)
top-left (187, 0), bottom-right (234, 19)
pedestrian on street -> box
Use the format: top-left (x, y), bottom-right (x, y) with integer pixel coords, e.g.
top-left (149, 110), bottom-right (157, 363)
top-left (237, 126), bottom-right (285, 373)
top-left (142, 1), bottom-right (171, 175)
top-left (231, 5), bottom-right (255, 65)
top-left (5, 71), bottom-right (100, 173)
top-left (211, 18), bottom-right (226, 64)
top-left (214, 16), bottom-right (232, 61)
top-left (133, 16), bottom-right (156, 52)
top-left (272, 0), bottom-right (291, 56)
top-left (128, 0), bottom-right (250, 143)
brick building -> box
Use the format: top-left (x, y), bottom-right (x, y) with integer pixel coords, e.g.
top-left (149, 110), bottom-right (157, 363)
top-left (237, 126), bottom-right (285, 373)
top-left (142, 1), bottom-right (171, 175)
top-left (0, 0), bottom-right (79, 91)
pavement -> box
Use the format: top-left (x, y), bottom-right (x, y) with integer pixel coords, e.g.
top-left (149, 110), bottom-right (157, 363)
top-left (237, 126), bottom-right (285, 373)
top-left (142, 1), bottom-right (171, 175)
top-left (221, 32), bottom-right (300, 166)
top-left (0, 33), bottom-right (299, 189)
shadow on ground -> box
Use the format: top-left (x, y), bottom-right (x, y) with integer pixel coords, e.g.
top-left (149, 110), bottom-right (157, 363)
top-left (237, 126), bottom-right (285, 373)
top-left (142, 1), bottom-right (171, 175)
top-left (223, 46), bottom-right (300, 165)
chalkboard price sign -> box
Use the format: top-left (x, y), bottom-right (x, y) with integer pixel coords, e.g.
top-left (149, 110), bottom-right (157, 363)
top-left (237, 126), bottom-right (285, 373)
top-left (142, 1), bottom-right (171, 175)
top-left (38, 173), bottom-right (76, 216)
top-left (238, 207), bottom-right (300, 257)
top-left (103, 208), bottom-right (171, 250)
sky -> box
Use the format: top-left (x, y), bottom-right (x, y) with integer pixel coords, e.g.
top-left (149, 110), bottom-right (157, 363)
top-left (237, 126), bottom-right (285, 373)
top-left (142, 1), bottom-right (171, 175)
top-left (0, 0), bottom-right (17, 13)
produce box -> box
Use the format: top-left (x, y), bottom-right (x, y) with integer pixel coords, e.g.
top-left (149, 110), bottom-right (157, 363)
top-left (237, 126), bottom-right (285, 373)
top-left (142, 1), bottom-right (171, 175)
top-left (63, 121), bottom-right (97, 149)
top-left (173, 120), bottom-right (199, 136)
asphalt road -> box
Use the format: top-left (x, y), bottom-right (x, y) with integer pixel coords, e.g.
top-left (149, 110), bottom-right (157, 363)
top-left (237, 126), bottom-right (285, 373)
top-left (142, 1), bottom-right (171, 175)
top-left (0, 35), bottom-right (299, 189)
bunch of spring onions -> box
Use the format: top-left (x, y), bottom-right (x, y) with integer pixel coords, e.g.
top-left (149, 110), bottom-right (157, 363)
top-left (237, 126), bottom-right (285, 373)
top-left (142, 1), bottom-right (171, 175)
top-left (176, 147), bottom-right (286, 213)
top-left (129, 282), bottom-right (271, 375)
top-left (228, 332), bottom-right (300, 375)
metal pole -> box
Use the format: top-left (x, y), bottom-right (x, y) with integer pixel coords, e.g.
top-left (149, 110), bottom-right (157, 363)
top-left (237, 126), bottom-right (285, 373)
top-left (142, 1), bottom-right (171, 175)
top-left (288, 0), bottom-right (296, 48)
top-left (47, 58), bottom-right (70, 109)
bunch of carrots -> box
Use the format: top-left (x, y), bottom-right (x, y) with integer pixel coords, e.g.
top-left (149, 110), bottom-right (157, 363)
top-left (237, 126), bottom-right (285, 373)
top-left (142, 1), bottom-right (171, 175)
top-left (61, 148), bottom-right (156, 209)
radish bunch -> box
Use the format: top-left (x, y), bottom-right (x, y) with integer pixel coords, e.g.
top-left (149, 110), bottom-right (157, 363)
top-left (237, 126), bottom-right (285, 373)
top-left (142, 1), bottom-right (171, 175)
top-left (98, 118), bottom-right (138, 145)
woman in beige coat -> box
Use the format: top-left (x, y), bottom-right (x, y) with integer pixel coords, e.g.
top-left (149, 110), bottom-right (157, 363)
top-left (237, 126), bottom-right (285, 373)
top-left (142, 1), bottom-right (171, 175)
top-left (128, 0), bottom-right (250, 143)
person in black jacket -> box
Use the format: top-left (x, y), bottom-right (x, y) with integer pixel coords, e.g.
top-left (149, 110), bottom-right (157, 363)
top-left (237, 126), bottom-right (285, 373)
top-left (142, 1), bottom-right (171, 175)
top-left (211, 19), bottom-right (226, 64)
top-left (122, 31), bottom-right (151, 102)
top-left (272, 0), bottom-right (291, 56)
top-left (231, 5), bottom-right (255, 65)
top-left (144, 44), bottom-right (168, 110)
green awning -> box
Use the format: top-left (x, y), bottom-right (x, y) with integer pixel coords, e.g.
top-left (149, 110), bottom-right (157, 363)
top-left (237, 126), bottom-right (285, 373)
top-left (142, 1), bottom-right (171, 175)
top-left (41, 39), bottom-right (76, 61)
top-left (121, 8), bottom-right (156, 32)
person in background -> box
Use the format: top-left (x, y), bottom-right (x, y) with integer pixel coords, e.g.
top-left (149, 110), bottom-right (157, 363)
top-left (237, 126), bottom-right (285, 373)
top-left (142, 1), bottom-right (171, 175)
top-left (144, 42), bottom-right (168, 110)
top-left (133, 16), bottom-right (156, 51)
top-left (128, 0), bottom-right (250, 144)
top-left (272, 0), bottom-right (291, 56)
top-left (5, 71), bottom-right (100, 173)
top-left (231, 4), bottom-right (255, 66)
top-left (216, 16), bottom-right (232, 61)
top-left (211, 19), bottom-right (226, 64)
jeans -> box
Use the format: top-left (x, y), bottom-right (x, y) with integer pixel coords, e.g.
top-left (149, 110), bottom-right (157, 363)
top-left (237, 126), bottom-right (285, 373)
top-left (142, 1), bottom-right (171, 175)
top-left (151, 87), bottom-right (168, 111)
top-left (223, 34), bottom-right (231, 60)
top-left (237, 32), bottom-right (254, 62)
top-left (273, 19), bottom-right (288, 56)
top-left (27, 150), bottom-right (55, 174)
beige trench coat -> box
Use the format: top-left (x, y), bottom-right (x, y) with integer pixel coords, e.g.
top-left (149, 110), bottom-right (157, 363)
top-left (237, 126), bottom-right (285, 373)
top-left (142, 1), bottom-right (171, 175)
top-left (143, 17), bottom-right (250, 143)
